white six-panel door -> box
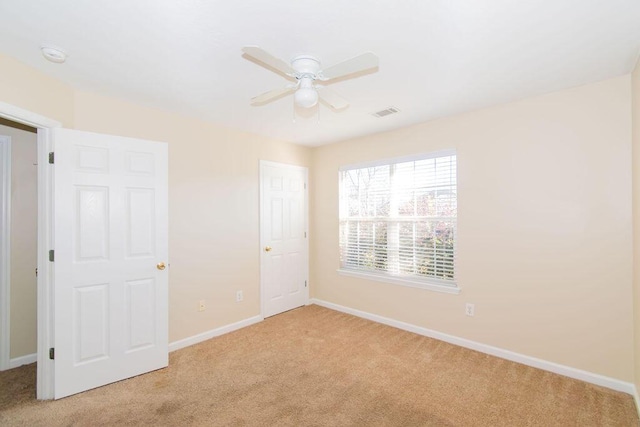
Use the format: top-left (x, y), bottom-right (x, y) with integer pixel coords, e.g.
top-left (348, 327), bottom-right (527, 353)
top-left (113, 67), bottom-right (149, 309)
top-left (53, 128), bottom-right (168, 399)
top-left (260, 161), bottom-right (308, 318)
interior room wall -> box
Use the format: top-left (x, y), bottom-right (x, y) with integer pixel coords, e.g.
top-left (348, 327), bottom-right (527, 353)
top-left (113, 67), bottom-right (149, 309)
top-left (0, 54), bottom-right (74, 127)
top-left (310, 75), bottom-right (634, 382)
top-left (0, 123), bottom-right (38, 359)
top-left (631, 58), bottom-right (640, 393)
top-left (0, 52), bottom-right (311, 346)
top-left (1, 51), bottom-right (635, 384)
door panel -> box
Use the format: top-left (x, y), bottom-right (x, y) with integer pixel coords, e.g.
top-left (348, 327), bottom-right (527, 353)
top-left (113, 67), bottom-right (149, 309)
top-left (126, 188), bottom-right (155, 257)
top-left (76, 186), bottom-right (109, 260)
top-left (125, 278), bottom-right (156, 352)
top-left (74, 283), bottom-right (109, 364)
top-left (53, 128), bottom-right (168, 399)
top-left (260, 162), bottom-right (308, 318)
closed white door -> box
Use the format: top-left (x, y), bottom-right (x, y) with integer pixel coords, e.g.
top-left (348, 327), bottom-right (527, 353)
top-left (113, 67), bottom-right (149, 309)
top-left (260, 161), bottom-right (308, 318)
top-left (53, 128), bottom-right (168, 399)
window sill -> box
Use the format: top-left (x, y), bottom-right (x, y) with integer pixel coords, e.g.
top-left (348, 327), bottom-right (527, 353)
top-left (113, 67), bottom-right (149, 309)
top-left (336, 269), bottom-right (461, 295)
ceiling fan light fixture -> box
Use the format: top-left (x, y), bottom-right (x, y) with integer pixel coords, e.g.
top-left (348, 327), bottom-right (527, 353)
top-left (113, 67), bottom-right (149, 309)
top-left (242, 46), bottom-right (379, 110)
top-left (294, 87), bottom-right (318, 108)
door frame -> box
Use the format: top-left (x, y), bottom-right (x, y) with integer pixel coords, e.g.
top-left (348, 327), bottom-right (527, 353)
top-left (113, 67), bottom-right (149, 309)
top-left (259, 160), bottom-right (309, 318)
top-left (0, 101), bottom-right (61, 399)
top-left (0, 135), bottom-right (11, 371)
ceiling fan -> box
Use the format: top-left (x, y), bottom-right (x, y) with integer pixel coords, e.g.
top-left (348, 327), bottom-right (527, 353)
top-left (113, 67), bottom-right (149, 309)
top-left (242, 46), bottom-right (379, 110)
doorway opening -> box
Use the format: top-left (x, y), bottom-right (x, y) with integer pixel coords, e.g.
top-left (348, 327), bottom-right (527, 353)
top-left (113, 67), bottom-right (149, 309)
top-left (0, 118), bottom-right (38, 374)
top-left (0, 101), bottom-right (170, 400)
top-left (0, 101), bottom-right (60, 400)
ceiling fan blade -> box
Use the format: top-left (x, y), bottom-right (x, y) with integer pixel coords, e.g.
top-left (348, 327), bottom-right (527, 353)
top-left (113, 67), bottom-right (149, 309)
top-left (251, 86), bottom-right (296, 105)
top-left (242, 46), bottom-right (294, 76)
top-left (317, 86), bottom-right (350, 110)
top-left (319, 52), bottom-right (379, 81)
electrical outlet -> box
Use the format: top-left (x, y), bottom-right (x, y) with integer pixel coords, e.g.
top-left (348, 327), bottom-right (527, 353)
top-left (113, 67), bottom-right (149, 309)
top-left (236, 290), bottom-right (243, 302)
top-left (198, 300), bottom-right (205, 312)
top-left (465, 303), bottom-right (475, 317)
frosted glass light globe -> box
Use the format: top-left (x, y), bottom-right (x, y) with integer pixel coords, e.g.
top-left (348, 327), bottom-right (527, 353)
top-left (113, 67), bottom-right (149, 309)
top-left (294, 87), bottom-right (318, 108)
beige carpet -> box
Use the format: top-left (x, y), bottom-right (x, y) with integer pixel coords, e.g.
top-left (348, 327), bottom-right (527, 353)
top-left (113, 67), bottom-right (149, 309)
top-left (0, 305), bottom-right (638, 426)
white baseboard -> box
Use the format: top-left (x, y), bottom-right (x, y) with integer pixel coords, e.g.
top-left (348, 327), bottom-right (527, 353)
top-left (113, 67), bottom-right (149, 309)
top-left (7, 353), bottom-right (37, 370)
top-left (310, 298), bottom-right (636, 396)
top-left (6, 315), bottom-right (261, 372)
top-left (168, 315), bottom-right (263, 353)
top-left (634, 387), bottom-right (640, 419)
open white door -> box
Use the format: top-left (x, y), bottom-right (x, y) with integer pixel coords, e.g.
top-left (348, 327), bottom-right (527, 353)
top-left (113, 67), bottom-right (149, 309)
top-left (53, 128), bottom-right (168, 399)
top-left (260, 161), bottom-right (308, 318)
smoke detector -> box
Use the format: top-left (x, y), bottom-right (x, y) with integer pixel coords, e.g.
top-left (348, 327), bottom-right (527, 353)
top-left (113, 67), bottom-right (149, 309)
top-left (41, 46), bottom-right (67, 64)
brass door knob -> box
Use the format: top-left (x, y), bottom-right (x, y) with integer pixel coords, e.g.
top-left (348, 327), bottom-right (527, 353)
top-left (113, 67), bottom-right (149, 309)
top-left (157, 262), bottom-right (166, 270)
top-left (264, 246), bottom-right (272, 252)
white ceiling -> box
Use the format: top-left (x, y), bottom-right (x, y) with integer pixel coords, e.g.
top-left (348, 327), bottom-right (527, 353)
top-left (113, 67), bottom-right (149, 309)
top-left (0, 1), bottom-right (639, 146)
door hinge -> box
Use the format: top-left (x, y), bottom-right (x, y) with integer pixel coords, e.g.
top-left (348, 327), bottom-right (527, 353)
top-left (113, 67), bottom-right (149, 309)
top-left (48, 152), bottom-right (54, 164)
top-left (305, 280), bottom-right (307, 288)
top-left (35, 267), bottom-right (38, 277)
top-left (49, 250), bottom-right (54, 262)
top-left (49, 348), bottom-right (55, 360)
top-left (304, 182), bottom-right (307, 190)
top-left (304, 232), bottom-right (307, 238)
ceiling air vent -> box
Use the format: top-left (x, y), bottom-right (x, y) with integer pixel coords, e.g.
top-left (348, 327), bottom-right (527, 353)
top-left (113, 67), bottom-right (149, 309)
top-left (371, 107), bottom-right (400, 118)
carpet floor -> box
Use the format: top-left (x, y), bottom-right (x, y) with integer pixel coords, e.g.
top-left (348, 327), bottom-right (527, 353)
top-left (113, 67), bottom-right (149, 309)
top-left (0, 304), bottom-right (638, 426)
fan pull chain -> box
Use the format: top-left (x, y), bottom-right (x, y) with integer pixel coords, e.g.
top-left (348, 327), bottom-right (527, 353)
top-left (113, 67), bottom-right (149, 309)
top-left (292, 98), bottom-right (296, 123)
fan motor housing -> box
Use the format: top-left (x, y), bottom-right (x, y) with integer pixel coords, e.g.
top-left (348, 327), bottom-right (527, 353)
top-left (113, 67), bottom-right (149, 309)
top-left (291, 55), bottom-right (321, 77)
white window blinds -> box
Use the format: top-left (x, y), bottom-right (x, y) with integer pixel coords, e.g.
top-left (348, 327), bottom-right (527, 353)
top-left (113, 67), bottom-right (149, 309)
top-left (339, 152), bottom-right (457, 286)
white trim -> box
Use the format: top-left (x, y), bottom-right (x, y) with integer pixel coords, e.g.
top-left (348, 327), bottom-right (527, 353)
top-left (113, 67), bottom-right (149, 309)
top-left (339, 151), bottom-right (458, 289)
top-left (0, 102), bottom-right (61, 129)
top-left (259, 160), bottom-right (310, 319)
top-left (259, 161), bottom-right (265, 319)
top-left (0, 136), bottom-right (11, 371)
top-left (634, 386), bottom-right (640, 420)
top-left (36, 128), bottom-right (55, 400)
top-left (304, 165), bottom-right (309, 301)
top-left (0, 102), bottom-right (61, 400)
top-left (310, 298), bottom-right (636, 395)
top-left (339, 148), bottom-right (456, 171)
top-left (9, 352), bottom-right (37, 369)
top-left (337, 268), bottom-right (460, 294)
top-left (168, 315), bottom-right (263, 352)
top-left (259, 160), bottom-right (308, 172)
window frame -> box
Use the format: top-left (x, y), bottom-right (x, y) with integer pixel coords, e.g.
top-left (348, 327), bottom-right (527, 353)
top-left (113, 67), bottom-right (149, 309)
top-left (337, 149), bottom-right (460, 295)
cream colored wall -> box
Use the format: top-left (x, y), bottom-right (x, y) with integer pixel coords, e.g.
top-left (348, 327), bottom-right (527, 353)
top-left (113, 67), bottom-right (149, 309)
top-left (0, 54), bottom-right (74, 127)
top-left (0, 52), bottom-right (310, 346)
top-left (631, 59), bottom-right (640, 392)
top-left (72, 91), bottom-right (310, 342)
top-left (1, 51), bottom-right (635, 382)
top-left (311, 76), bottom-right (634, 381)
top-left (1, 124), bottom-right (38, 358)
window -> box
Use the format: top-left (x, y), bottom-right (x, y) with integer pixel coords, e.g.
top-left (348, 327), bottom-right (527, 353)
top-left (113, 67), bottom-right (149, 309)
top-left (339, 151), bottom-right (457, 292)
